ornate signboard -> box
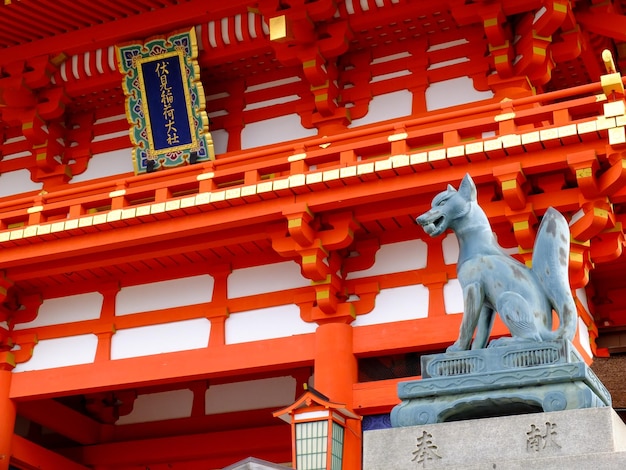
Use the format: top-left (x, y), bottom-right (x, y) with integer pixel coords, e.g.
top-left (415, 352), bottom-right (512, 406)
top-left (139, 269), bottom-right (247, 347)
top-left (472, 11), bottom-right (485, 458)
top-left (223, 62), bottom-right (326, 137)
top-left (117, 28), bottom-right (214, 174)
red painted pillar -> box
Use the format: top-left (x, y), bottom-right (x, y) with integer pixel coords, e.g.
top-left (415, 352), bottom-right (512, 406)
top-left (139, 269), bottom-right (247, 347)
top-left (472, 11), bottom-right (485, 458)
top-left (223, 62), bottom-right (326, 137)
top-left (314, 322), bottom-right (356, 406)
top-left (0, 352), bottom-right (15, 470)
top-left (314, 321), bottom-right (361, 470)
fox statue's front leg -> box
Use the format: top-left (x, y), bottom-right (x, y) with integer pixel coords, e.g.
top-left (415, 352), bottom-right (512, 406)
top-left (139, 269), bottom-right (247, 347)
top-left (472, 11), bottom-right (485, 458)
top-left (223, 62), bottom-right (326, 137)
top-left (448, 282), bottom-right (484, 351)
top-left (472, 305), bottom-right (495, 349)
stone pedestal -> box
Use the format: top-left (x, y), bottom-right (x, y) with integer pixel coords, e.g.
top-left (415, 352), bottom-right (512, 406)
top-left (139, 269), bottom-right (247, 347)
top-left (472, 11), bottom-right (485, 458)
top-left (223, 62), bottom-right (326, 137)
top-left (391, 340), bottom-right (611, 426)
top-left (364, 407), bottom-right (626, 469)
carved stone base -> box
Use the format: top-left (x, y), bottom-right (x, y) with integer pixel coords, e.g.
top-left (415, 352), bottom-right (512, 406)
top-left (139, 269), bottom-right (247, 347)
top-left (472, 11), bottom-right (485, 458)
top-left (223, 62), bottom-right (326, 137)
top-left (391, 340), bottom-right (611, 426)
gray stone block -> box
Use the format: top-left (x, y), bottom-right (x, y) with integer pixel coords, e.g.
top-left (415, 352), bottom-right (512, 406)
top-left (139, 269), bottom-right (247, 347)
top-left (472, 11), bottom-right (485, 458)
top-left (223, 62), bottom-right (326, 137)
top-left (364, 407), bottom-right (626, 469)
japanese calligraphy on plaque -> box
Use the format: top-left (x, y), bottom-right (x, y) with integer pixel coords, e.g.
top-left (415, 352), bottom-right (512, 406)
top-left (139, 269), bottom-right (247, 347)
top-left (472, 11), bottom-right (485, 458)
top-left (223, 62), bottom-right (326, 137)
top-left (116, 28), bottom-right (214, 174)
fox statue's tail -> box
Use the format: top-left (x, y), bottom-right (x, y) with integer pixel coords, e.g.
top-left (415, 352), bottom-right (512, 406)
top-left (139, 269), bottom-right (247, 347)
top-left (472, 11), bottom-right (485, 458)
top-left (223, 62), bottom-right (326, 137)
top-left (531, 207), bottom-right (577, 341)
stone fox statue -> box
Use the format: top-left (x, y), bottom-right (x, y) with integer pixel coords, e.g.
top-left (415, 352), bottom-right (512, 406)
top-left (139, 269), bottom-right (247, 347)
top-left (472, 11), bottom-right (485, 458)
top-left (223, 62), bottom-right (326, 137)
top-left (416, 174), bottom-right (577, 351)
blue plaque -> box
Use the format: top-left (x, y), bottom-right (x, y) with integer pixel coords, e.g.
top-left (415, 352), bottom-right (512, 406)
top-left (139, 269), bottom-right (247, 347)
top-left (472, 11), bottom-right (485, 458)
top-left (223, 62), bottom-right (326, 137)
top-left (138, 52), bottom-right (195, 155)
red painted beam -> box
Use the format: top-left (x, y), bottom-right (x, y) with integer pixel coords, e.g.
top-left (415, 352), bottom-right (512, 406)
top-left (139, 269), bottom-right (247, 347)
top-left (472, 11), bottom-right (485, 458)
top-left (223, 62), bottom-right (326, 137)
top-left (11, 434), bottom-right (90, 470)
top-left (10, 336), bottom-right (314, 401)
top-left (0, 138), bottom-right (605, 283)
top-left (0, 0), bottom-right (248, 67)
top-left (1, 215), bottom-right (282, 278)
top-left (353, 377), bottom-right (405, 415)
top-left (77, 424), bottom-right (290, 467)
top-left (17, 399), bottom-right (103, 445)
top-left (577, 11), bottom-right (626, 42)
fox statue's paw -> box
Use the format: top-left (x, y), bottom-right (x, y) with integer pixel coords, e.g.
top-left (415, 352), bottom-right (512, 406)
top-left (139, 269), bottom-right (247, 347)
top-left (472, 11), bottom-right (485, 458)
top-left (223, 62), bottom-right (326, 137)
top-left (487, 337), bottom-right (515, 348)
top-left (446, 341), bottom-right (465, 352)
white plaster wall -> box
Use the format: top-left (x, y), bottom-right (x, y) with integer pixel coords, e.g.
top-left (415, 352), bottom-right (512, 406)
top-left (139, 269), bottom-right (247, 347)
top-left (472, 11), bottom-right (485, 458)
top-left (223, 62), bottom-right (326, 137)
top-left (576, 287), bottom-right (591, 315)
top-left (228, 261), bottom-right (308, 298)
top-left (428, 38), bottom-right (469, 52)
top-left (116, 389), bottom-right (194, 425)
top-left (574, 288), bottom-right (593, 358)
top-left (426, 76), bottom-right (494, 111)
top-left (225, 304), bottom-right (316, 344)
top-left (14, 292), bottom-right (103, 330)
top-left (442, 233), bottom-right (459, 265)
top-left (353, 285), bottom-right (429, 327)
top-left (116, 274), bottom-right (214, 315)
top-left (428, 57), bottom-right (469, 70)
top-left (349, 90), bottom-right (413, 128)
top-left (110, 318), bottom-right (211, 360)
top-left (211, 128), bottom-right (229, 155)
top-left (0, 169), bottom-right (42, 198)
top-left (578, 317), bottom-right (592, 358)
top-left (370, 69), bottom-right (412, 83)
top-left (205, 376), bottom-right (296, 415)
top-left (347, 239), bottom-right (427, 279)
top-left (443, 278), bottom-right (464, 314)
top-left (70, 148), bottom-right (134, 183)
top-left (241, 114), bottom-right (317, 149)
top-left (13, 334), bottom-right (98, 372)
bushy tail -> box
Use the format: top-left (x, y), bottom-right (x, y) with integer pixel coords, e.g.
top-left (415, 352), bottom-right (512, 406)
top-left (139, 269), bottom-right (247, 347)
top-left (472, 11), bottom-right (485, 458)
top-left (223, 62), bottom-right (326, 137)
top-left (531, 207), bottom-right (577, 341)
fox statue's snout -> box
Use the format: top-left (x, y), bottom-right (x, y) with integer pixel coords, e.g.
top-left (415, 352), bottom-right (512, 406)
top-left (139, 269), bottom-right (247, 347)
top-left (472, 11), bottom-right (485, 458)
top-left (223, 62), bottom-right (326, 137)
top-left (416, 183), bottom-right (465, 237)
top-left (416, 209), bottom-right (445, 237)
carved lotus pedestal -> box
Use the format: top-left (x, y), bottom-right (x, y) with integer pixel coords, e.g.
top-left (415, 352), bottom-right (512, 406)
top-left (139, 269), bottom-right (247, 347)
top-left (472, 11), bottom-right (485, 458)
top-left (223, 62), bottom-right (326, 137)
top-left (391, 340), bottom-right (611, 427)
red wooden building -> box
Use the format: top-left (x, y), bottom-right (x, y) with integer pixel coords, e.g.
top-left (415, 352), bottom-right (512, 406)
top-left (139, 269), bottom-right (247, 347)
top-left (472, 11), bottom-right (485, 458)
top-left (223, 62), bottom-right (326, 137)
top-left (1, 0), bottom-right (626, 468)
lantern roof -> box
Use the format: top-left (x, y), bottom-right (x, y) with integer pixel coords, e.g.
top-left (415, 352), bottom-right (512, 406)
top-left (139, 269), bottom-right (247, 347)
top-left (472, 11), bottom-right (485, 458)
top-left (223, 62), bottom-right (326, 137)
top-left (222, 456), bottom-right (290, 470)
top-left (273, 385), bottom-right (361, 423)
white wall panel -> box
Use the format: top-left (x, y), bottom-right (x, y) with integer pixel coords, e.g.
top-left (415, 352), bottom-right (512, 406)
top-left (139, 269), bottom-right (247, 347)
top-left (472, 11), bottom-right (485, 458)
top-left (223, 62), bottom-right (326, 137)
top-left (443, 278), bottom-right (463, 314)
top-left (211, 128), bottom-right (229, 155)
top-left (116, 275), bottom-right (214, 315)
top-left (205, 376), bottom-right (296, 414)
top-left (14, 292), bottom-right (103, 330)
top-left (117, 389), bottom-right (194, 425)
top-left (576, 288), bottom-right (590, 315)
top-left (13, 334), bottom-right (98, 372)
top-left (426, 76), bottom-right (493, 111)
top-left (111, 318), bottom-right (211, 359)
top-left (442, 233), bottom-right (459, 265)
top-left (578, 317), bottom-right (592, 358)
top-left (0, 169), bottom-right (42, 197)
top-left (353, 285), bottom-right (429, 327)
top-left (349, 90), bottom-right (413, 128)
top-left (347, 240), bottom-right (427, 279)
top-left (225, 304), bottom-right (316, 344)
top-left (241, 114), bottom-right (316, 149)
top-left (70, 148), bottom-right (134, 183)
top-left (228, 261), bottom-right (307, 298)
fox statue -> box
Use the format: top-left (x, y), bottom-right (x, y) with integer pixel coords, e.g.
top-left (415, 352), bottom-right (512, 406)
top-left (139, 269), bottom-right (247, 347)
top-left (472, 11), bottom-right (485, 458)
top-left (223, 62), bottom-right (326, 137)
top-left (416, 173), bottom-right (577, 351)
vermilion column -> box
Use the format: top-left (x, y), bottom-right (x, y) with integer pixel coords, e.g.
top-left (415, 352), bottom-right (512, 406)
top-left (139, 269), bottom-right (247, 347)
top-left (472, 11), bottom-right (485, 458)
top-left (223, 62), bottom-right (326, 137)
top-left (314, 321), bottom-right (360, 470)
top-left (314, 322), bottom-right (356, 405)
top-left (0, 352), bottom-right (15, 470)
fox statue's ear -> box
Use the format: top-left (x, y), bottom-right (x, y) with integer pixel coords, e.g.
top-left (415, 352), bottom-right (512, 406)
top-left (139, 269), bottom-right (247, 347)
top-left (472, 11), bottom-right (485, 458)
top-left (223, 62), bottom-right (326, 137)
top-left (458, 173), bottom-right (477, 201)
top-left (447, 184), bottom-right (456, 192)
